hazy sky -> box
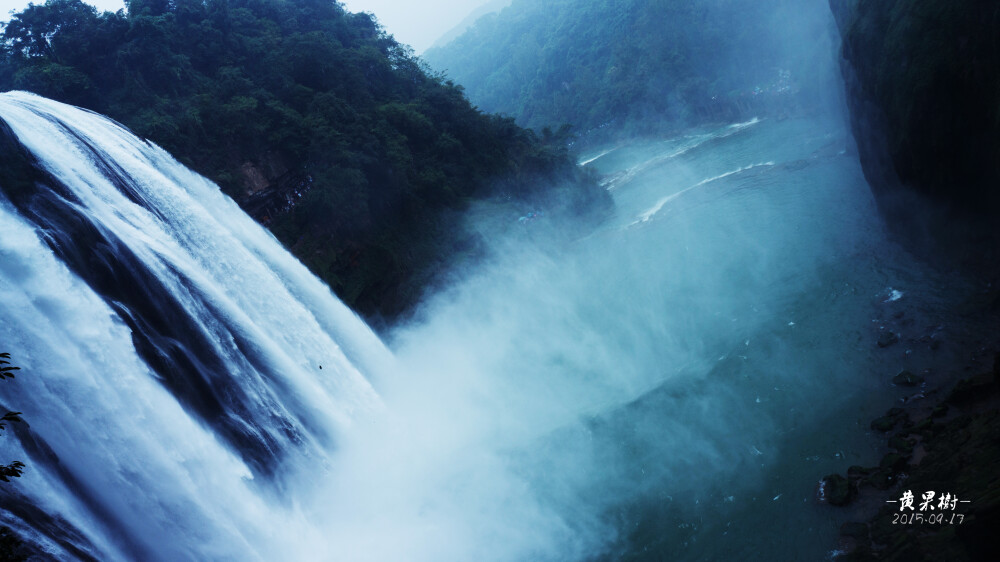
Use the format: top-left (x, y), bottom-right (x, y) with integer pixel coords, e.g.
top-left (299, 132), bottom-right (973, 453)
top-left (0, 0), bottom-right (124, 19)
top-left (341, 0), bottom-right (490, 53)
top-left (0, 0), bottom-right (488, 54)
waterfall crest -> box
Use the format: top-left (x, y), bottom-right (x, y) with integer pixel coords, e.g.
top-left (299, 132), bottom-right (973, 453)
top-left (0, 91), bottom-right (390, 560)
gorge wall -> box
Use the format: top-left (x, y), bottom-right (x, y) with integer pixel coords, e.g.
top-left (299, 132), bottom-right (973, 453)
top-left (830, 0), bottom-right (1000, 264)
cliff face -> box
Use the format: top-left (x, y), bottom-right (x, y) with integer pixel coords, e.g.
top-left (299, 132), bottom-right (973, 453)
top-left (831, 0), bottom-right (1000, 255)
top-left (828, 5), bottom-right (1000, 557)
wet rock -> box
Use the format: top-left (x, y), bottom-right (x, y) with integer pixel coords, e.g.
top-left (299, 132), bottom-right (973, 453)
top-left (918, 329), bottom-right (945, 351)
top-left (888, 435), bottom-right (914, 454)
top-left (847, 465), bottom-right (872, 479)
top-left (931, 404), bottom-right (949, 418)
top-left (870, 415), bottom-right (896, 432)
top-left (947, 372), bottom-right (997, 405)
top-left (877, 331), bottom-right (899, 348)
top-left (840, 521), bottom-right (869, 541)
top-left (867, 469), bottom-right (896, 491)
top-left (892, 370), bottom-right (924, 386)
top-left (870, 407), bottom-right (909, 432)
top-left (834, 382), bottom-right (1000, 560)
top-left (913, 418), bottom-right (934, 433)
top-left (821, 473), bottom-right (854, 506)
top-left (879, 452), bottom-right (907, 473)
top-left (952, 414), bottom-right (973, 430)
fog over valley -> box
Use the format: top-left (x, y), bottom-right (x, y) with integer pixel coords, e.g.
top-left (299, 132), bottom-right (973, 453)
top-left (0, 0), bottom-right (997, 560)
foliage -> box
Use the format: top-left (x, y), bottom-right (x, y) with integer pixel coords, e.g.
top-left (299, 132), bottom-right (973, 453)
top-left (0, 353), bottom-right (24, 483)
top-left (0, 462), bottom-right (24, 483)
top-left (0, 354), bottom-right (18, 381)
top-left (0, 0), bottom-right (605, 320)
top-left (424, 0), bottom-right (835, 135)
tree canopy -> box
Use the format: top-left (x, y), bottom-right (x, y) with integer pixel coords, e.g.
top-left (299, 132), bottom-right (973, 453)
top-left (0, 0), bottom-right (605, 320)
top-left (0, 352), bottom-right (24, 484)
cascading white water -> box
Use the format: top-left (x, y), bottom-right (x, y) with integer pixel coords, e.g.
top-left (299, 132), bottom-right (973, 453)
top-left (0, 89), bottom-right (977, 561)
top-left (0, 91), bottom-right (392, 560)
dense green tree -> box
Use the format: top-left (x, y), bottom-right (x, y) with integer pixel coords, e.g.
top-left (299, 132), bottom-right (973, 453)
top-left (0, 353), bottom-right (23, 483)
top-left (0, 0), bottom-right (606, 320)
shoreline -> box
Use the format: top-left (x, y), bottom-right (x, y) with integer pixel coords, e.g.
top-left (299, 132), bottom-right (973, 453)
top-left (821, 283), bottom-right (1000, 559)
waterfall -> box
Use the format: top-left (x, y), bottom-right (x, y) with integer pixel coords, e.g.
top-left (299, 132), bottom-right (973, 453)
top-left (1, 91), bottom-right (950, 562)
top-left (0, 91), bottom-right (391, 560)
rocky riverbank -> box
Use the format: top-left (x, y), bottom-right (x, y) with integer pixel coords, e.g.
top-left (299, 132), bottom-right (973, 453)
top-left (825, 4), bottom-right (1000, 554)
top-left (821, 321), bottom-right (1000, 559)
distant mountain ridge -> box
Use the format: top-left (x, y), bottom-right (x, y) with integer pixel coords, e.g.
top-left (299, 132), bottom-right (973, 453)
top-left (426, 0), bottom-right (512, 53)
top-left (424, 0), bottom-right (840, 136)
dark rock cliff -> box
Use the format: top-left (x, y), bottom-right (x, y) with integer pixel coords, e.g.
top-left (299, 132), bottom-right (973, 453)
top-left (828, 3), bottom-right (1000, 558)
top-left (830, 0), bottom-right (1000, 265)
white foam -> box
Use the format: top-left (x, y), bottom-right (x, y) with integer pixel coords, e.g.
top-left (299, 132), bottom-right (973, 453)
top-left (728, 116), bottom-right (761, 130)
top-left (602, 118), bottom-right (764, 191)
top-left (628, 162), bottom-right (775, 226)
top-left (579, 147), bottom-right (617, 166)
top-left (0, 91), bottom-right (391, 560)
top-left (884, 288), bottom-right (904, 303)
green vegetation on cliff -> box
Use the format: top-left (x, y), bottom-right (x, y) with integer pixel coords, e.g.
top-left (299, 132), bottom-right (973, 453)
top-left (0, 0), bottom-right (606, 320)
top-left (424, 0), bottom-right (838, 135)
top-left (0, 352), bottom-right (23, 484)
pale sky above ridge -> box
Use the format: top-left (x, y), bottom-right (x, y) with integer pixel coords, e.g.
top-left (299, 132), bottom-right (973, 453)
top-left (0, 0), bottom-right (490, 54)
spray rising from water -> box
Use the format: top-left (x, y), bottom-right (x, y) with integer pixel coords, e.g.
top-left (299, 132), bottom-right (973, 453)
top-left (0, 87), bottom-right (950, 561)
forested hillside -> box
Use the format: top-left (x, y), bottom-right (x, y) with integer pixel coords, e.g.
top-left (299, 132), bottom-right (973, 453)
top-left (424, 0), bottom-right (838, 135)
top-left (0, 0), bottom-right (606, 321)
